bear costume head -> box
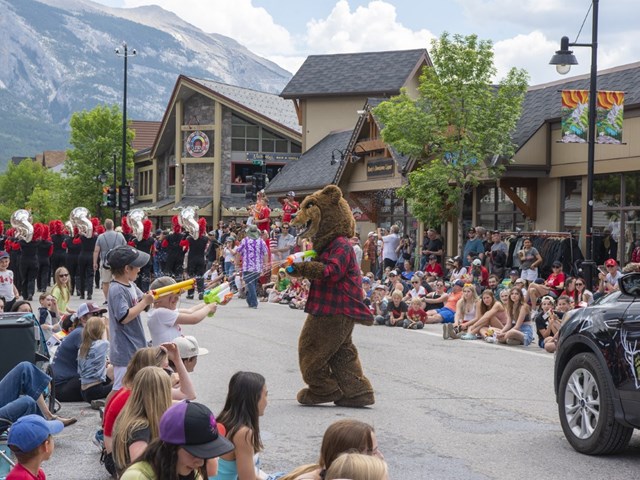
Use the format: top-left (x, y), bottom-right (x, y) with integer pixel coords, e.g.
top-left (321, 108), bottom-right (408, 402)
top-left (291, 185), bottom-right (354, 253)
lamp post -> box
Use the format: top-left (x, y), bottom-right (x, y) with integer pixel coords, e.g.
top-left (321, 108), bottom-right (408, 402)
top-left (115, 41), bottom-right (136, 217)
top-left (549, 0), bottom-right (598, 290)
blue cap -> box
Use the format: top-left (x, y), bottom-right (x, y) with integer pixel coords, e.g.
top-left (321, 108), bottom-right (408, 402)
top-left (7, 414), bottom-right (64, 452)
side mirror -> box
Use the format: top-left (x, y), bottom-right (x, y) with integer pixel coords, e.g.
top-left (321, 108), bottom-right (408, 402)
top-left (619, 273), bottom-right (640, 296)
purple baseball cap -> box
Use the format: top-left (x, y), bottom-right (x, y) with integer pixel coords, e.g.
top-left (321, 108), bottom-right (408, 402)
top-left (159, 401), bottom-right (234, 459)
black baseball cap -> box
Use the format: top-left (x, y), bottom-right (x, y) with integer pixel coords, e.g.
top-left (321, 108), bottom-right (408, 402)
top-left (106, 246), bottom-right (150, 269)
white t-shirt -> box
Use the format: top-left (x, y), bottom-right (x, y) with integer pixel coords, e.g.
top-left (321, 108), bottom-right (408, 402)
top-left (381, 233), bottom-right (400, 261)
top-left (147, 307), bottom-right (181, 346)
top-left (0, 269), bottom-right (16, 301)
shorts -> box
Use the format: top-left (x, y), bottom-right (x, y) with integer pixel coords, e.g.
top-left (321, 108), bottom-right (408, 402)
top-left (521, 268), bottom-right (538, 283)
top-left (112, 366), bottom-right (127, 391)
top-left (436, 307), bottom-right (455, 324)
top-left (520, 323), bottom-right (535, 346)
top-left (100, 266), bottom-right (113, 284)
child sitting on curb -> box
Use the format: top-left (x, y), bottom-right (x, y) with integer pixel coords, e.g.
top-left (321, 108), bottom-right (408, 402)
top-left (403, 297), bottom-right (426, 330)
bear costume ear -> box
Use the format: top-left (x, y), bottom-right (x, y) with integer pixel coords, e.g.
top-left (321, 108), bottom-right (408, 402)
top-left (320, 185), bottom-right (343, 204)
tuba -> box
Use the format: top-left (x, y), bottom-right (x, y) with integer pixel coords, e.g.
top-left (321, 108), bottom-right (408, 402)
top-left (127, 209), bottom-right (147, 242)
top-left (178, 206), bottom-right (200, 239)
top-left (70, 207), bottom-right (93, 238)
top-left (10, 209), bottom-right (33, 242)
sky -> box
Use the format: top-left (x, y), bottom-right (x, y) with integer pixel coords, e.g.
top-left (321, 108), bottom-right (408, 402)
top-left (93, 0), bottom-right (640, 86)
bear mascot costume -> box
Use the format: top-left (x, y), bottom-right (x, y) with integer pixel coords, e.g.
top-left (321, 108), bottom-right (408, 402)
top-left (288, 185), bottom-right (375, 407)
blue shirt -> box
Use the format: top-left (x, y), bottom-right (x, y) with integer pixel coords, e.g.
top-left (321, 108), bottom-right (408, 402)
top-left (77, 339), bottom-right (109, 384)
top-left (52, 326), bottom-right (83, 385)
top-left (462, 238), bottom-right (484, 266)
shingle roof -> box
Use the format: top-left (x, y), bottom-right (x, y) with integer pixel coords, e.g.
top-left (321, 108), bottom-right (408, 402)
top-left (187, 76), bottom-right (301, 133)
top-left (515, 62), bottom-right (640, 151)
top-left (131, 121), bottom-right (161, 152)
top-left (280, 49), bottom-right (429, 99)
top-left (264, 130), bottom-right (353, 196)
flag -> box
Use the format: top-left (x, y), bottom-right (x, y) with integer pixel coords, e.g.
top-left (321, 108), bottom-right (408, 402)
top-left (596, 91), bottom-right (624, 144)
top-left (561, 90), bottom-right (589, 143)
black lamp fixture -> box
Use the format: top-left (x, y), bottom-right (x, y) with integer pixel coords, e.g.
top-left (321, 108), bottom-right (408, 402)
top-left (96, 169), bottom-right (108, 184)
top-left (549, 0), bottom-right (599, 290)
top-left (330, 144), bottom-right (367, 165)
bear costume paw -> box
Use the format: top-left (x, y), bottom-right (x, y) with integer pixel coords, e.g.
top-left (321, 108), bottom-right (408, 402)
top-left (334, 392), bottom-right (375, 408)
top-left (297, 388), bottom-right (343, 406)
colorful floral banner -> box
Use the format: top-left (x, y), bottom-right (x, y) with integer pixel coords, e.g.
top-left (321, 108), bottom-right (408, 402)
top-left (596, 91), bottom-right (624, 144)
top-left (561, 90), bottom-right (624, 144)
top-left (561, 90), bottom-right (589, 143)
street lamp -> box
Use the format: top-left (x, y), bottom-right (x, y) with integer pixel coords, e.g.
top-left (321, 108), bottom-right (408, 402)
top-left (549, 0), bottom-right (598, 290)
top-left (115, 41), bottom-right (137, 217)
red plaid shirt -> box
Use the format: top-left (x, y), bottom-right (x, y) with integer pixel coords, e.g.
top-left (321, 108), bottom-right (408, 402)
top-left (305, 236), bottom-right (373, 323)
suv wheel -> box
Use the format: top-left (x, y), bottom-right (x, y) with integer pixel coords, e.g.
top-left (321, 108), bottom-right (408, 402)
top-left (558, 353), bottom-right (633, 454)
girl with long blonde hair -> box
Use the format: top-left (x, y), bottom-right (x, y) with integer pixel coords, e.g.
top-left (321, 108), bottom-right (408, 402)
top-left (496, 287), bottom-right (534, 346)
top-left (77, 316), bottom-right (112, 402)
top-left (112, 366), bottom-right (172, 475)
top-left (50, 267), bottom-right (74, 316)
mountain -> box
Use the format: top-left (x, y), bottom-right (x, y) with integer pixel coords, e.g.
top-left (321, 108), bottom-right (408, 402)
top-left (0, 0), bottom-right (292, 165)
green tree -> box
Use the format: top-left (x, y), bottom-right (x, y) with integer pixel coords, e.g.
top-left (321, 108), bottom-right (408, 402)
top-left (65, 104), bottom-right (135, 218)
top-left (374, 32), bottom-right (529, 254)
top-left (0, 159), bottom-right (67, 222)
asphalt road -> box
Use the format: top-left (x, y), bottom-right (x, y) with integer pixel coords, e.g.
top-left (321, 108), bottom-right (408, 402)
top-left (39, 288), bottom-right (640, 479)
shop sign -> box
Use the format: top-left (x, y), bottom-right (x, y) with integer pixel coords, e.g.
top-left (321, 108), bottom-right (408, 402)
top-left (366, 158), bottom-right (394, 178)
top-left (246, 152), bottom-right (300, 162)
top-left (185, 131), bottom-right (210, 157)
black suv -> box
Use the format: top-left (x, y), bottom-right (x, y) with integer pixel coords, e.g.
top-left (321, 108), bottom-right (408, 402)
top-left (554, 273), bottom-right (640, 455)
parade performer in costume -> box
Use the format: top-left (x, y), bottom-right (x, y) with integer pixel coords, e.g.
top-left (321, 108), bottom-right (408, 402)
top-left (15, 215), bottom-right (37, 301)
top-left (164, 216), bottom-right (186, 279)
top-left (36, 223), bottom-right (53, 292)
top-left (132, 219), bottom-right (154, 293)
top-left (183, 217), bottom-right (208, 300)
top-left (288, 185), bottom-right (375, 407)
top-left (49, 220), bottom-right (67, 282)
top-left (76, 216), bottom-right (98, 300)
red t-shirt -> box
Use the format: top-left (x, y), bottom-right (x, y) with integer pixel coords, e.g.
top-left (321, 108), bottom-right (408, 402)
top-left (255, 205), bottom-right (271, 232)
top-left (103, 388), bottom-right (131, 437)
top-left (546, 272), bottom-right (566, 296)
top-left (7, 464), bottom-right (46, 480)
top-left (407, 307), bottom-right (427, 322)
top-left (425, 263), bottom-right (444, 278)
top-left (282, 200), bottom-right (299, 223)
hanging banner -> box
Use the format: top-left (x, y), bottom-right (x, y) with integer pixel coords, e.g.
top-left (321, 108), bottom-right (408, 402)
top-left (561, 90), bottom-right (589, 143)
top-left (596, 91), bottom-right (624, 144)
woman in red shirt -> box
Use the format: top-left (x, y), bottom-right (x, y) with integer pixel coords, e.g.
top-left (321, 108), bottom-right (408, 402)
top-left (527, 260), bottom-right (565, 308)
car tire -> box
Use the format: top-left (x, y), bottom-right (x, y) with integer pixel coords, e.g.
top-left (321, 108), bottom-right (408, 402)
top-left (558, 352), bottom-right (633, 455)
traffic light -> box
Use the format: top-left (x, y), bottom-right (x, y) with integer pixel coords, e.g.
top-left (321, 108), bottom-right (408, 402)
top-left (245, 175), bottom-right (257, 201)
top-left (119, 185), bottom-right (131, 212)
top-left (106, 186), bottom-right (117, 208)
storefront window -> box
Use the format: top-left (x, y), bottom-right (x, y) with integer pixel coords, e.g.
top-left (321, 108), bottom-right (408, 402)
top-left (231, 114), bottom-right (301, 153)
top-left (476, 184), bottom-right (526, 231)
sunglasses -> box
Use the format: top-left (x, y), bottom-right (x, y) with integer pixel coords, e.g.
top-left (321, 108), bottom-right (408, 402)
top-left (59, 273), bottom-right (69, 277)
top-left (575, 282), bottom-right (584, 286)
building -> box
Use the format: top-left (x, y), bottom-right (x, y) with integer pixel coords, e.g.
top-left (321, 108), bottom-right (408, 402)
top-left (133, 75), bottom-right (301, 227)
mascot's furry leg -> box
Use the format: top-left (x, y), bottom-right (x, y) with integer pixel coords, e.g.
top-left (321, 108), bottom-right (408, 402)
top-left (297, 313), bottom-right (374, 407)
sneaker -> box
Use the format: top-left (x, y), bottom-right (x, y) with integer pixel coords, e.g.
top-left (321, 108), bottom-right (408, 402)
top-left (449, 325), bottom-right (459, 339)
top-left (87, 295), bottom-right (92, 300)
top-left (91, 399), bottom-right (105, 410)
top-left (485, 336), bottom-right (497, 343)
top-left (93, 429), bottom-right (104, 450)
top-left (442, 324), bottom-right (450, 340)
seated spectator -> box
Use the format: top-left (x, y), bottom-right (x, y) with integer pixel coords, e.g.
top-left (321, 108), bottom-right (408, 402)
top-left (447, 256), bottom-right (467, 283)
top-left (212, 372), bottom-right (272, 480)
top-left (496, 287), bottom-right (533, 346)
top-left (371, 286), bottom-right (389, 324)
top-left (203, 262), bottom-right (224, 290)
top-left (399, 260), bottom-right (415, 281)
top-left (527, 260), bottom-right (566, 308)
top-left (283, 419), bottom-right (382, 480)
top-left (498, 288), bottom-right (510, 305)
top-left (467, 289), bottom-right (508, 338)
top-left (112, 366), bottom-right (172, 475)
top-left (377, 290), bottom-right (407, 327)
top-left (37, 293), bottom-right (59, 341)
top-left (598, 258), bottom-right (623, 297)
top-left (403, 277), bottom-right (427, 302)
top-left (266, 268), bottom-right (290, 303)
top-left (289, 279), bottom-right (310, 310)
top-left (574, 277), bottom-right (594, 306)
top-left (534, 295), bottom-right (556, 348)
top-left (0, 362), bottom-right (76, 433)
top-left (514, 278), bottom-right (527, 299)
top-left (403, 297), bottom-right (426, 330)
top-left (52, 302), bottom-right (107, 402)
top-left (119, 401), bottom-right (234, 480)
top-left (466, 258), bottom-right (489, 294)
top-left (172, 335), bottom-right (209, 373)
top-left (501, 269), bottom-right (520, 290)
top-left (147, 276), bottom-right (217, 346)
top-left (77, 315), bottom-right (113, 403)
top-left (560, 276), bottom-right (577, 304)
top-left (6, 414), bottom-right (63, 480)
top-left (424, 255), bottom-right (443, 280)
top-left (422, 280), bottom-right (447, 311)
top-left (450, 285), bottom-right (478, 337)
top-left (384, 270), bottom-right (408, 295)
top-left (543, 295), bottom-right (572, 353)
top-left (325, 453), bottom-right (389, 480)
top-left (425, 280), bottom-right (464, 326)
top-left (487, 274), bottom-right (503, 297)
